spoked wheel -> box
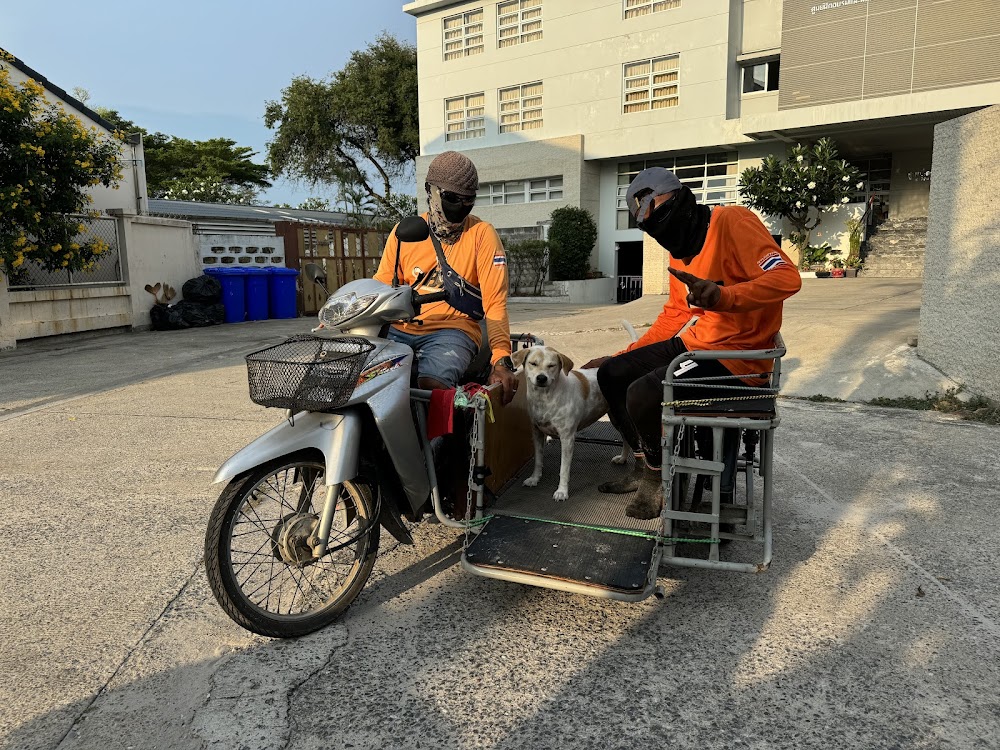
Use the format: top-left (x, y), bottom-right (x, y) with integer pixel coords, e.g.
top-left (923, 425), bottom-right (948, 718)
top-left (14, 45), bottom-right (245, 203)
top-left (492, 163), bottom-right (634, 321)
top-left (205, 453), bottom-right (379, 638)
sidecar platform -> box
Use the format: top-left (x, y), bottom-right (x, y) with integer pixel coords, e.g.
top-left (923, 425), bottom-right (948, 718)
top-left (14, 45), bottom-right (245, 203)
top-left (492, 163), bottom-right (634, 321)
top-left (462, 420), bottom-right (663, 601)
top-left (464, 420), bottom-right (660, 600)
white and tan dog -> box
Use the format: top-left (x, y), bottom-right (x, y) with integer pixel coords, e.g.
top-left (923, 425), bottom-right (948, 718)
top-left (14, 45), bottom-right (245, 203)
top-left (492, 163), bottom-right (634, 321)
top-left (513, 345), bottom-right (620, 501)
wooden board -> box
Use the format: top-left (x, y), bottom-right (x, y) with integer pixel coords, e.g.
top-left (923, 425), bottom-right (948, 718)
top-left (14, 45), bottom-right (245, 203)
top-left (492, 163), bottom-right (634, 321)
top-left (483, 373), bottom-right (534, 494)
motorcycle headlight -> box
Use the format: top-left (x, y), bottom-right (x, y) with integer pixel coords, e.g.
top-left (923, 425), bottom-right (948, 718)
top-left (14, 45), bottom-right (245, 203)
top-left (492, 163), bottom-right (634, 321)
top-left (318, 292), bottom-right (378, 329)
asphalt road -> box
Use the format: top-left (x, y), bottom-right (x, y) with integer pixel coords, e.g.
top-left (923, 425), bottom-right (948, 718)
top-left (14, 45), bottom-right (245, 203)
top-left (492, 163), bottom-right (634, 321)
top-left (2, 279), bottom-right (998, 749)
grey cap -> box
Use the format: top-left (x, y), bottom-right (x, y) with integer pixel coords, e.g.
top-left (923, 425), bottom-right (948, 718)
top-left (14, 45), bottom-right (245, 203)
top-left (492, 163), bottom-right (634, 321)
top-left (625, 167), bottom-right (683, 222)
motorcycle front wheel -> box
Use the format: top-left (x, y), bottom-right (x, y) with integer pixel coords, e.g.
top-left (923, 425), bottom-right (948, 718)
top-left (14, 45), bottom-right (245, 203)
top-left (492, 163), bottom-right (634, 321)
top-left (205, 453), bottom-right (379, 638)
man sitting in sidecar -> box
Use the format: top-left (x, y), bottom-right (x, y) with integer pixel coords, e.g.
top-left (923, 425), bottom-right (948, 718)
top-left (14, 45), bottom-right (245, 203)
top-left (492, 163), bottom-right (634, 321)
top-left (583, 167), bottom-right (802, 519)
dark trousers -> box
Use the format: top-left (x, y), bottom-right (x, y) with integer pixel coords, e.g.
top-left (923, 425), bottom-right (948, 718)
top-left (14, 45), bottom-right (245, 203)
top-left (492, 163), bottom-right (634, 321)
top-left (596, 338), bottom-right (749, 467)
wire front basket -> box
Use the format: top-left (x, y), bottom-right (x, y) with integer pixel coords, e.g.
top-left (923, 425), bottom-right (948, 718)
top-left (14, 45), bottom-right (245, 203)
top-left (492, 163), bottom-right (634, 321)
top-left (246, 335), bottom-right (375, 413)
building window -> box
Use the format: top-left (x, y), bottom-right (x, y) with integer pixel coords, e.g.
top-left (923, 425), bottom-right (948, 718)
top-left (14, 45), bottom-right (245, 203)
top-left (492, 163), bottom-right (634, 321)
top-left (499, 82), bottom-right (543, 133)
top-left (498, 0), bottom-right (543, 48)
top-left (477, 176), bottom-right (563, 206)
top-left (741, 60), bottom-right (780, 93)
top-left (623, 55), bottom-right (679, 113)
top-left (624, 0), bottom-right (681, 19)
top-left (616, 152), bottom-right (737, 229)
top-left (443, 8), bottom-right (484, 61)
top-left (445, 93), bottom-right (485, 142)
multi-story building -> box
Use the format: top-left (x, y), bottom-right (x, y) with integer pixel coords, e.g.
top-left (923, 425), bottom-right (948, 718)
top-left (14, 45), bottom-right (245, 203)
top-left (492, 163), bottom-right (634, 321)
top-left (404, 0), bottom-right (1000, 293)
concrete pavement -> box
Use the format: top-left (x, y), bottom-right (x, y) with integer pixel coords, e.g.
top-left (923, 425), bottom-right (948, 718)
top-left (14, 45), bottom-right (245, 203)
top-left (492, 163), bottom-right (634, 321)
top-left (2, 279), bottom-right (998, 750)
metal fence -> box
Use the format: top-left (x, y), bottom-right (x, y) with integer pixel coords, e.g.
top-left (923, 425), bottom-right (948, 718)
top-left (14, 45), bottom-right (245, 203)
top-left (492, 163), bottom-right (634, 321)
top-left (617, 274), bottom-right (643, 304)
top-left (6, 216), bottom-right (123, 290)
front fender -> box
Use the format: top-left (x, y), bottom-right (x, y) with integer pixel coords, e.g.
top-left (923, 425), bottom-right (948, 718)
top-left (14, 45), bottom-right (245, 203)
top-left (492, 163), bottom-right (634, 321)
top-left (213, 411), bottom-right (361, 486)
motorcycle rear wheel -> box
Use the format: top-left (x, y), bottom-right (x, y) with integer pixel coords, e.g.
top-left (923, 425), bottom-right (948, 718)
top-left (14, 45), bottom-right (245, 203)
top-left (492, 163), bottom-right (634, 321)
top-left (205, 453), bottom-right (379, 638)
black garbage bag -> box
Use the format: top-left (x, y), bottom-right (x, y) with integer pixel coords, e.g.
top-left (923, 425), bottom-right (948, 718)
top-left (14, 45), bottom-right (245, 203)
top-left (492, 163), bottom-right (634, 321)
top-left (150, 303), bottom-right (189, 331)
top-left (182, 274), bottom-right (222, 304)
top-left (150, 301), bottom-right (225, 330)
top-left (176, 300), bottom-right (225, 327)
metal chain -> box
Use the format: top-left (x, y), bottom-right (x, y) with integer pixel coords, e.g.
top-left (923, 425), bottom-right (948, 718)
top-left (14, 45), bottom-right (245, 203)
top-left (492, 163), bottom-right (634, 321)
top-left (463, 398), bottom-right (482, 548)
top-left (662, 393), bottom-right (778, 409)
top-left (664, 421), bottom-right (685, 507)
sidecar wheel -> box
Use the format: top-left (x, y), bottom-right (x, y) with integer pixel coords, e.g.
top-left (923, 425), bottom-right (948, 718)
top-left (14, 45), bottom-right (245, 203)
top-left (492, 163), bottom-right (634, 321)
top-left (205, 453), bottom-right (379, 638)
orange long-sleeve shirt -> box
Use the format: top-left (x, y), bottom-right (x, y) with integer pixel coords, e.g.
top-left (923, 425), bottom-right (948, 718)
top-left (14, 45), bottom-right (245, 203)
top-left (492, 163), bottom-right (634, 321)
top-left (374, 214), bottom-right (511, 364)
top-left (626, 205), bottom-right (801, 379)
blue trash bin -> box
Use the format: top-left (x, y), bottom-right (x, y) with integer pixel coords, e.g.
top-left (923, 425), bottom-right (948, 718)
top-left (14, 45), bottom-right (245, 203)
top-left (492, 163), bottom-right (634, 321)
top-left (267, 267), bottom-right (300, 319)
top-left (244, 268), bottom-right (269, 322)
top-left (204, 267), bottom-right (246, 324)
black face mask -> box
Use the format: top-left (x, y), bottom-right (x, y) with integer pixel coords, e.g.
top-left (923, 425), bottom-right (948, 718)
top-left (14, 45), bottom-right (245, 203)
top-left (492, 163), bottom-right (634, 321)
top-left (638, 186), bottom-right (712, 259)
top-left (440, 193), bottom-right (475, 223)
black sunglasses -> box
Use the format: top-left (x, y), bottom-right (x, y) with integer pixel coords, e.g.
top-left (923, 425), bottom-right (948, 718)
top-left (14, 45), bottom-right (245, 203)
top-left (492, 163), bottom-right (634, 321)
top-left (440, 190), bottom-right (477, 206)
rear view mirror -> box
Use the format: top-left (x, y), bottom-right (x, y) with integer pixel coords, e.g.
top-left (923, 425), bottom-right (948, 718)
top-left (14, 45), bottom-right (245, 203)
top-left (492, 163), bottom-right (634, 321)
top-left (396, 216), bottom-right (430, 243)
top-left (392, 216), bottom-right (430, 287)
top-left (304, 263), bottom-right (329, 294)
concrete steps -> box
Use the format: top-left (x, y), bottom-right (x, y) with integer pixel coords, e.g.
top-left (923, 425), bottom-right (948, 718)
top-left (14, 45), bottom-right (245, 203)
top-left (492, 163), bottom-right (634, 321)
top-left (862, 216), bottom-right (927, 279)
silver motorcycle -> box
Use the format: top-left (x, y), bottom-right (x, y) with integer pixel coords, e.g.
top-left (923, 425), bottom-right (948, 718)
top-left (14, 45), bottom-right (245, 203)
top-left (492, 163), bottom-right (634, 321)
top-left (204, 217), bottom-right (495, 638)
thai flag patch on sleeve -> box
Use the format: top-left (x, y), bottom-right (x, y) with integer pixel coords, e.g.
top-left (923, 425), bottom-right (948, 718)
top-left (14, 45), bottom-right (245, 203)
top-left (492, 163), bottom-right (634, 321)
top-left (758, 251), bottom-right (787, 272)
top-left (493, 254), bottom-right (507, 266)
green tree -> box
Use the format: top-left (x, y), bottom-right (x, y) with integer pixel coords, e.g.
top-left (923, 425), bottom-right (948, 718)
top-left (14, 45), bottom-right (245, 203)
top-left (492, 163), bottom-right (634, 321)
top-left (739, 138), bottom-right (864, 265)
top-left (94, 107), bottom-right (272, 204)
top-left (264, 34), bottom-right (418, 219)
top-left (336, 183), bottom-right (417, 231)
top-left (548, 206), bottom-right (598, 281)
top-left (0, 54), bottom-right (124, 275)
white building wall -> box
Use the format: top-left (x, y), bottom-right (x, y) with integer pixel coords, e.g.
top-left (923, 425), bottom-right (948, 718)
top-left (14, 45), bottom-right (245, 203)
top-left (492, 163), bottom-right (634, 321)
top-left (408, 0), bottom-right (1000, 284)
top-left (413, 0), bottom-right (752, 161)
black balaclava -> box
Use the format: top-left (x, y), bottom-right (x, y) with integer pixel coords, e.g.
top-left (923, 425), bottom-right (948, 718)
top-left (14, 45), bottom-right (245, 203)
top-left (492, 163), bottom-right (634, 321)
top-left (426, 184), bottom-right (471, 245)
top-left (639, 185), bottom-right (713, 259)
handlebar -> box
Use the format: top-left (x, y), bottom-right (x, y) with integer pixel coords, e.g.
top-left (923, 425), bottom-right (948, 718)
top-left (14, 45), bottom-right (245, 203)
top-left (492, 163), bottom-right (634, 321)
top-left (412, 290), bottom-right (449, 306)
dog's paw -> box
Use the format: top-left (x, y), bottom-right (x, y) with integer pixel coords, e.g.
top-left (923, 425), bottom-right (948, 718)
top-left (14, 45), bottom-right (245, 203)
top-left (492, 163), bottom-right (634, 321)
top-left (553, 488), bottom-right (569, 501)
top-left (610, 454), bottom-right (626, 465)
top-left (523, 476), bottom-right (541, 487)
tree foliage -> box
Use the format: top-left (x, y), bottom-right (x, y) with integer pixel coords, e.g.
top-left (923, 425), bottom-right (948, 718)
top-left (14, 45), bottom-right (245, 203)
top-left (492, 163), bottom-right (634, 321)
top-left (739, 137), bottom-right (864, 259)
top-left (548, 206), bottom-right (598, 281)
top-left (264, 34), bottom-right (418, 219)
top-left (94, 107), bottom-right (271, 204)
top-left (0, 54), bottom-right (124, 275)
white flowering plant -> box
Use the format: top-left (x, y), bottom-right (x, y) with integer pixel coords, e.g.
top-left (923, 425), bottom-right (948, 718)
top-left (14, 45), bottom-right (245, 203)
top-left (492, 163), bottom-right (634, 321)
top-left (739, 138), bottom-right (864, 266)
top-left (160, 173), bottom-right (259, 205)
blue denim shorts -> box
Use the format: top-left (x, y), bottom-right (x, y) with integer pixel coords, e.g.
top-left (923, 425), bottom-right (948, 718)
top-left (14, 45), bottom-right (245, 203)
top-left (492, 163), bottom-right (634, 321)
top-left (386, 326), bottom-right (479, 387)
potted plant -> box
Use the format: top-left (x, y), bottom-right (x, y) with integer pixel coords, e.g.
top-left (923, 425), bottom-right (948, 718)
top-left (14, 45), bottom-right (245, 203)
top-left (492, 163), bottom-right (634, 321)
top-left (844, 256), bottom-right (862, 278)
top-left (801, 243), bottom-right (832, 276)
top-left (830, 257), bottom-right (846, 278)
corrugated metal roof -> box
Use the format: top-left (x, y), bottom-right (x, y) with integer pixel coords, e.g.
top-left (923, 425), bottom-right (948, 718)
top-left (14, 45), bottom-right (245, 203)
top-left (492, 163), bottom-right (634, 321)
top-left (147, 199), bottom-right (363, 226)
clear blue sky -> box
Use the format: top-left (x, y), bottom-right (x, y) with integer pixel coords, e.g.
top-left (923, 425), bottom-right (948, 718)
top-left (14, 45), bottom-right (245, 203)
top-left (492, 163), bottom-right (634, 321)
top-left (5, 1), bottom-right (417, 206)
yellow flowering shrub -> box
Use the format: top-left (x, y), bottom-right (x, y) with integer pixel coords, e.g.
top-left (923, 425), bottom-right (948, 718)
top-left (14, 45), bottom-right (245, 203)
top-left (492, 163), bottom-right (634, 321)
top-left (0, 49), bottom-right (124, 275)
